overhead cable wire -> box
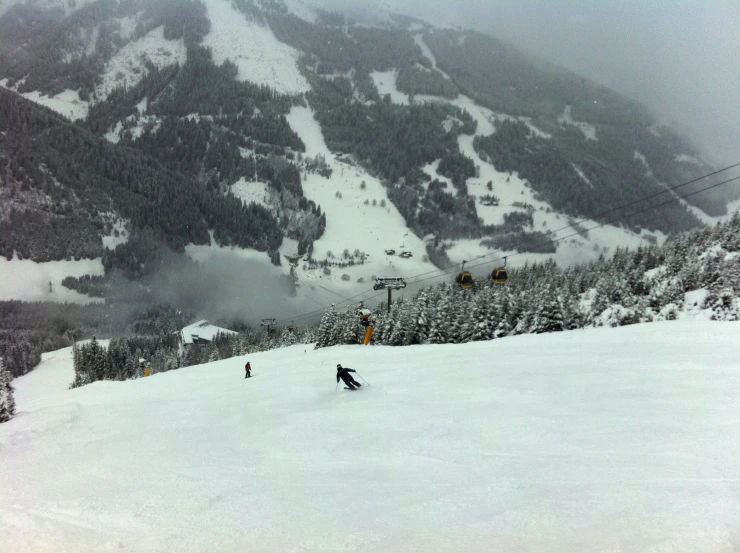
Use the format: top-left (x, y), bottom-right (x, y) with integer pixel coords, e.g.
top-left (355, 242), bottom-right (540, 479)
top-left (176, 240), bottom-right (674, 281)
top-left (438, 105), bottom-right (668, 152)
top-left (404, 160), bottom-right (740, 284)
top-left (276, 286), bottom-right (380, 324)
top-left (409, 173), bottom-right (740, 286)
top-left (275, 160), bottom-right (740, 324)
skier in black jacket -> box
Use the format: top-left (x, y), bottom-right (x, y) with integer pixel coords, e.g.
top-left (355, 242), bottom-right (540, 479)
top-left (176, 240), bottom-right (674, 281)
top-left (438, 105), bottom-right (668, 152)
top-left (336, 364), bottom-right (362, 390)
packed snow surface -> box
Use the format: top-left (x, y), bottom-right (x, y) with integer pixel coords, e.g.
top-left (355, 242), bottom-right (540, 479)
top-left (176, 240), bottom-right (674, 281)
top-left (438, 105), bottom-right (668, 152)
top-left (3, 321), bottom-right (740, 552)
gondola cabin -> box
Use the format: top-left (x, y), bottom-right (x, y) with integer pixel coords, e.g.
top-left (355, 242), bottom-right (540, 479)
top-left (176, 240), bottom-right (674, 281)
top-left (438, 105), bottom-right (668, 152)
top-left (456, 271), bottom-right (475, 289)
top-left (491, 267), bottom-right (508, 285)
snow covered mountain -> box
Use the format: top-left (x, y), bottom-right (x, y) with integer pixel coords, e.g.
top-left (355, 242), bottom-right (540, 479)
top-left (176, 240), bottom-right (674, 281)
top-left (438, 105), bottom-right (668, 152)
top-left (1, 0), bottom-right (737, 308)
top-left (3, 321), bottom-right (740, 552)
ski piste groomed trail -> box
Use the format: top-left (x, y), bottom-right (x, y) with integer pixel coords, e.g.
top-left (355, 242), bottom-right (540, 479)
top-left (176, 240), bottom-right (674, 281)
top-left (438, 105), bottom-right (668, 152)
top-left (2, 321), bottom-right (740, 553)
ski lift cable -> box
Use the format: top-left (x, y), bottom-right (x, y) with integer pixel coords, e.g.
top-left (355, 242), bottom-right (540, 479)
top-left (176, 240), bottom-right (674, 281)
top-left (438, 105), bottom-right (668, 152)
top-left (285, 277), bottom-right (339, 319)
top-left (281, 168), bottom-right (740, 322)
top-left (276, 286), bottom-right (380, 324)
top-left (294, 276), bottom-right (334, 306)
top-left (405, 161), bottom-right (740, 283)
top-left (411, 173), bottom-right (740, 285)
top-left (463, 173), bottom-right (740, 274)
top-left (403, 161), bottom-right (740, 284)
top-left (297, 289), bottom-right (328, 309)
top-left (317, 284), bottom-right (351, 301)
top-left (409, 173), bottom-right (740, 286)
top-left (274, 160), bottom-right (740, 325)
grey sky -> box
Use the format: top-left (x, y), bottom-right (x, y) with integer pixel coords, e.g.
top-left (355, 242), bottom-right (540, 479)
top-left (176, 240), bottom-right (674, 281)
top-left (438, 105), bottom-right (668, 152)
top-left (370, 0), bottom-right (740, 165)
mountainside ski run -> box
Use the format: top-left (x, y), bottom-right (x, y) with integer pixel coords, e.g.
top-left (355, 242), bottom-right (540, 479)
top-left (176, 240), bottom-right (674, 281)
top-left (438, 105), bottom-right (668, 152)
top-left (2, 321), bottom-right (740, 552)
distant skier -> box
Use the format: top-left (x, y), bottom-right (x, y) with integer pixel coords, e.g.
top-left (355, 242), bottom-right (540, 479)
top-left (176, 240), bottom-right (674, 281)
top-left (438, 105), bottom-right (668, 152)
top-left (336, 364), bottom-right (361, 390)
top-left (245, 361), bottom-right (252, 379)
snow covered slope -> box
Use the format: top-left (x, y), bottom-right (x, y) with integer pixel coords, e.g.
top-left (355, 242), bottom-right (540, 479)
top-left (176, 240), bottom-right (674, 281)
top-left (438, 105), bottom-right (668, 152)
top-left (3, 321), bottom-right (740, 552)
top-left (381, 36), bottom-right (666, 267)
top-left (0, 256), bottom-right (104, 304)
top-left (16, 88), bottom-right (89, 122)
top-left (203, 0), bottom-right (309, 95)
top-left (0, 0), bottom-right (97, 17)
top-left (2, 0), bottom-right (726, 293)
top-left (95, 26), bottom-right (187, 101)
top-left (286, 106), bottom-right (433, 287)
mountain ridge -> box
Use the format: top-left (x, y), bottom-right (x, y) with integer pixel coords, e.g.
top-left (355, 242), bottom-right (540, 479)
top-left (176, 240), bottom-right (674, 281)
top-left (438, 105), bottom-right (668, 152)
top-left (1, 0), bottom-right (736, 299)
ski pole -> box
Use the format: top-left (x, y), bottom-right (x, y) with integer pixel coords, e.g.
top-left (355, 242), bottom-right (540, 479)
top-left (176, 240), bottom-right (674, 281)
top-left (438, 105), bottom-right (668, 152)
top-left (357, 373), bottom-right (371, 386)
top-left (335, 381), bottom-right (339, 392)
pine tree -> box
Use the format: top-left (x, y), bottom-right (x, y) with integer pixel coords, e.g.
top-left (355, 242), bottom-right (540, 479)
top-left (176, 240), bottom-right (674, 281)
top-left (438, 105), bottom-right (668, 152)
top-left (315, 306), bottom-right (338, 349)
top-left (530, 286), bottom-right (564, 334)
top-left (387, 299), bottom-right (410, 346)
top-left (239, 334), bottom-right (253, 355)
top-left (108, 339), bottom-right (128, 381)
top-left (561, 292), bottom-right (585, 330)
top-left (70, 343), bottom-right (92, 389)
top-left (404, 290), bottom-right (431, 345)
top-left (278, 328), bottom-right (298, 348)
top-left (373, 307), bottom-right (395, 345)
top-left (589, 276), bottom-right (613, 325)
top-left (428, 289), bottom-right (452, 344)
top-left (464, 286), bottom-right (495, 342)
top-left (326, 308), bottom-right (347, 346)
top-left (207, 343), bottom-right (221, 363)
top-left (491, 287), bottom-right (511, 338)
top-left (721, 211), bottom-right (740, 251)
top-left (231, 338), bottom-right (242, 358)
top-left (85, 336), bottom-right (107, 382)
top-left (299, 326), bottom-right (317, 344)
top-left (339, 308), bottom-right (362, 345)
top-left (0, 358), bottom-right (16, 423)
top-left (512, 291), bottom-right (533, 335)
top-left (446, 291), bottom-right (472, 344)
top-left (133, 348), bottom-right (146, 374)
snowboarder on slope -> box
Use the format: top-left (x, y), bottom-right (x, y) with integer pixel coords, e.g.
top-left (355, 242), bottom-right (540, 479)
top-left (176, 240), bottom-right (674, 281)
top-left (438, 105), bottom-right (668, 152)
top-left (245, 361), bottom-right (252, 379)
top-left (336, 364), bottom-right (361, 390)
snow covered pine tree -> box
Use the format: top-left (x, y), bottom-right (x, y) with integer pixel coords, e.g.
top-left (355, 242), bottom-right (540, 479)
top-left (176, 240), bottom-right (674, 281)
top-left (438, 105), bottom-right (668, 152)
top-left (0, 357), bottom-right (17, 423)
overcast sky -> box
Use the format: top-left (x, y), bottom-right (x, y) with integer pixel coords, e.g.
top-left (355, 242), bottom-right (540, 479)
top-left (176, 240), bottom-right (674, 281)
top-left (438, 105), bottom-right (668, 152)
top-left (369, 0), bottom-right (739, 165)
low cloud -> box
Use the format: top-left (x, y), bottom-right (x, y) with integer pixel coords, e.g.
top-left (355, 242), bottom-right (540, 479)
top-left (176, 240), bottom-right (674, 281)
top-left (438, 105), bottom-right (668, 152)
top-left (326, 0), bottom-right (740, 166)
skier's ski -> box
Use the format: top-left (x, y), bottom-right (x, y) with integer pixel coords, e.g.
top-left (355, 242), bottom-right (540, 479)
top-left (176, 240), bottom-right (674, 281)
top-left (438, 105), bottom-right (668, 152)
top-left (344, 387), bottom-right (358, 391)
